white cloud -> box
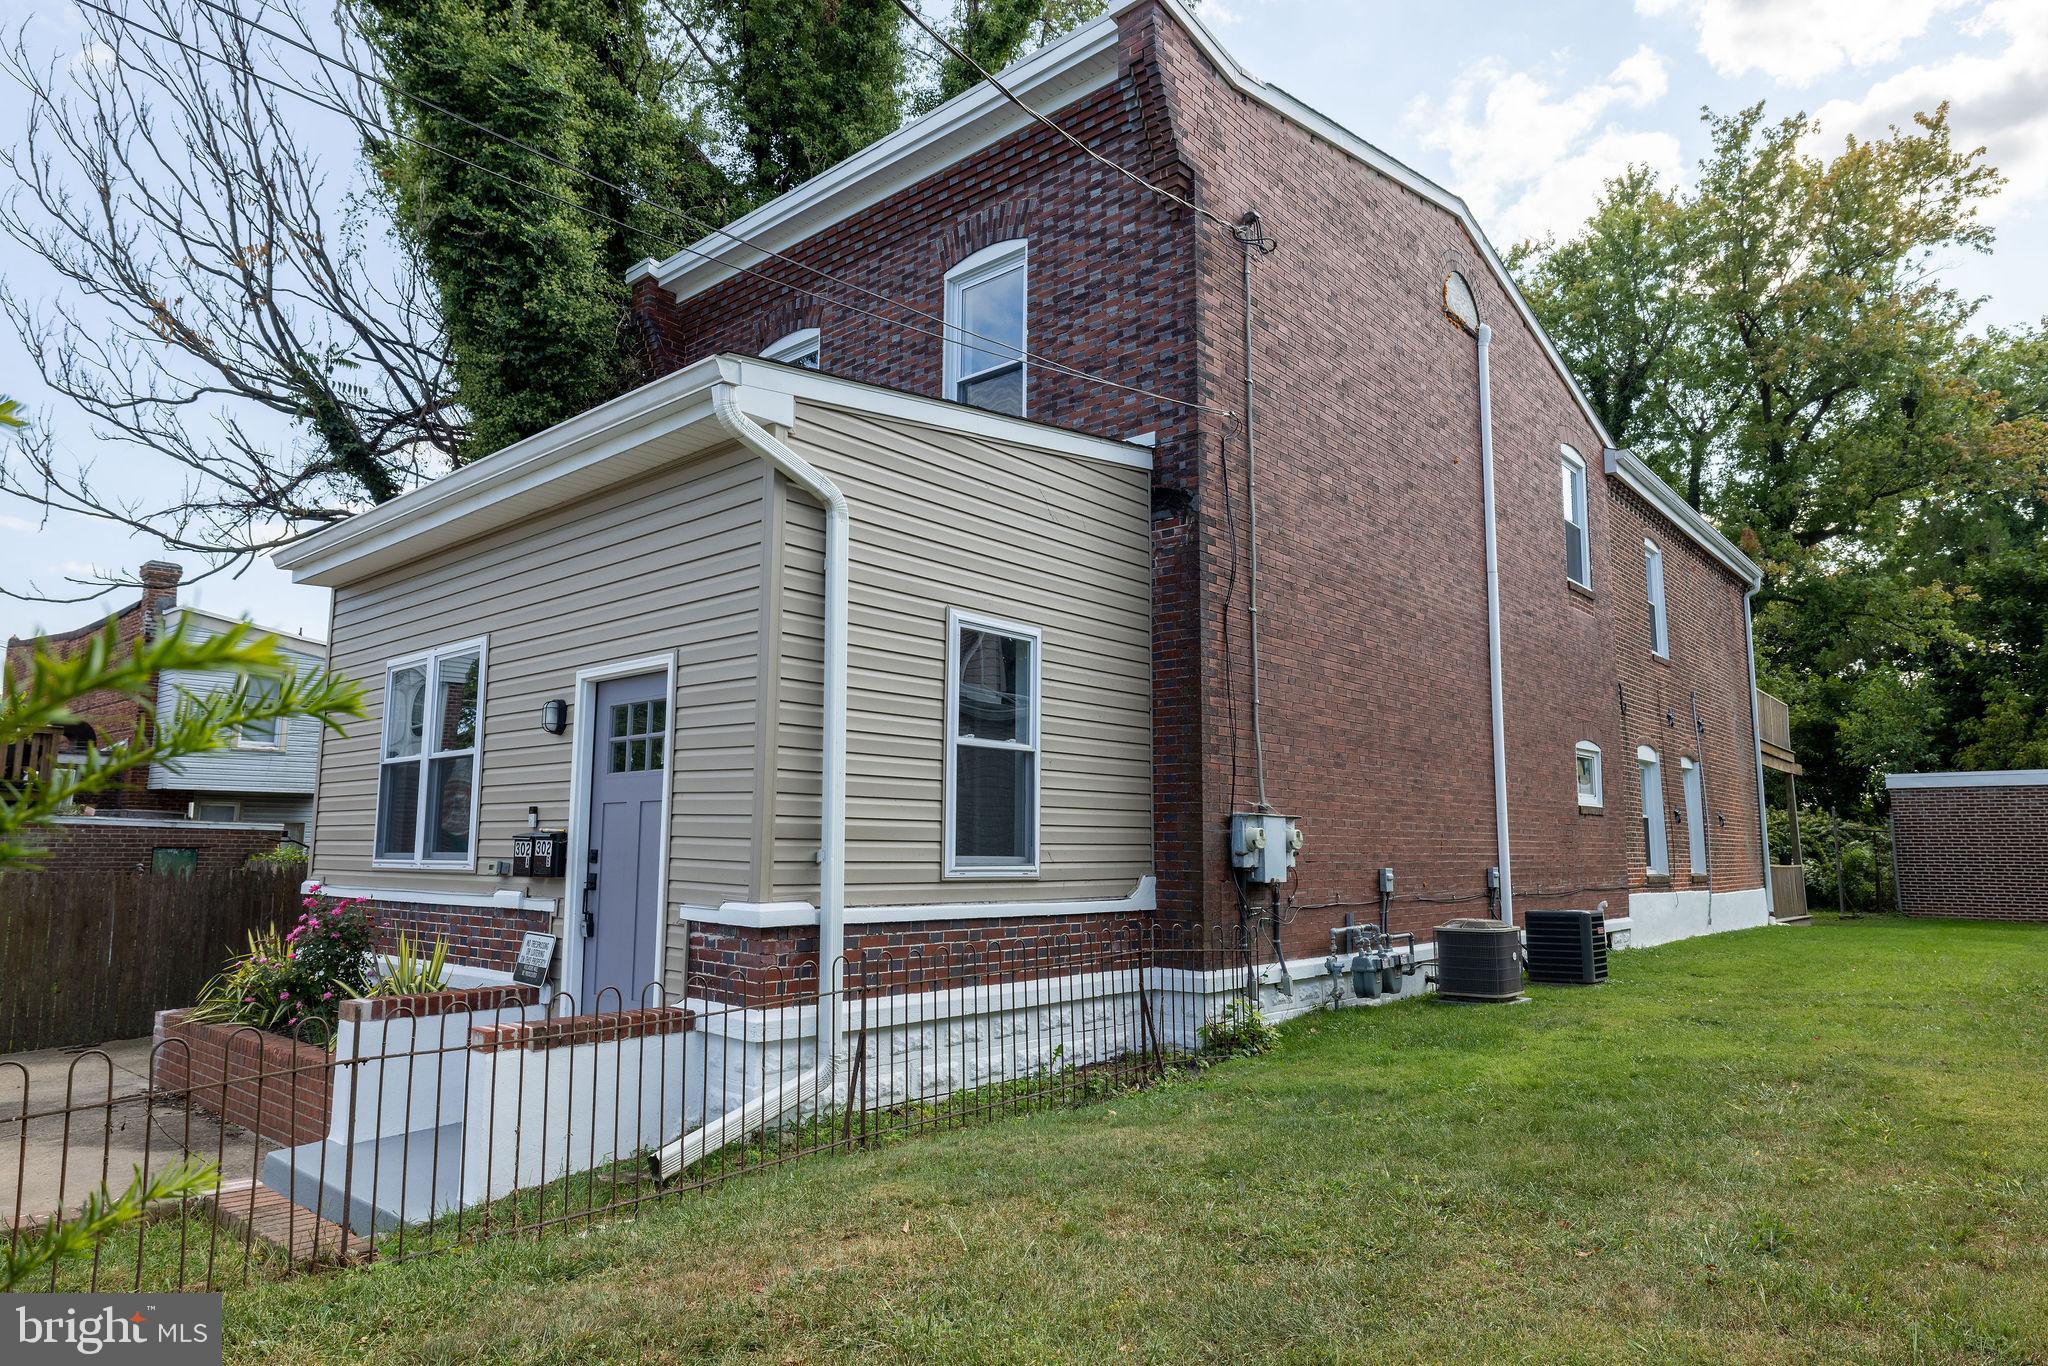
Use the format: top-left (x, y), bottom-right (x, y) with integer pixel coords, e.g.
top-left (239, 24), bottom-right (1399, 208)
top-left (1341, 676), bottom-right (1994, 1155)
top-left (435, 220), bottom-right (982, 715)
top-left (1638, 0), bottom-right (1969, 85)
top-left (1405, 46), bottom-right (1683, 244)
top-left (0, 513), bottom-right (39, 535)
top-left (1809, 0), bottom-right (2048, 218)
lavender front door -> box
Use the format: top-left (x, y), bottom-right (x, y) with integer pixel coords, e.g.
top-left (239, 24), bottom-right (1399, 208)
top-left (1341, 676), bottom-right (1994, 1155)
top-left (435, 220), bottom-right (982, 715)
top-left (580, 673), bottom-right (666, 1008)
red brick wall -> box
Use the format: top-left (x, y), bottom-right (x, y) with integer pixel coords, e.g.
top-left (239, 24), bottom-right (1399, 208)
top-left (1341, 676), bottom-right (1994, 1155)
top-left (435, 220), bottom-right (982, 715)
top-left (364, 898), bottom-right (552, 974)
top-left (151, 1009), bottom-right (333, 1147)
top-left (629, 4), bottom-right (1765, 953)
top-left (1890, 781), bottom-right (2048, 922)
top-left (26, 818), bottom-right (286, 875)
top-left (1605, 485), bottom-right (1767, 895)
top-left (4, 562), bottom-right (185, 813)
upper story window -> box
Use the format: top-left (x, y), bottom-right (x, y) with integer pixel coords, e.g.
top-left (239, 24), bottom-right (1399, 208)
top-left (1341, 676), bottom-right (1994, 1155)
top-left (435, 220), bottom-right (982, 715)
top-left (1637, 745), bottom-right (1669, 877)
top-left (762, 327), bottom-right (821, 370)
top-left (943, 240), bottom-right (1027, 417)
top-left (234, 674), bottom-right (284, 749)
top-left (1561, 445), bottom-right (1591, 589)
top-left (1644, 538), bottom-right (1670, 657)
top-left (944, 608), bottom-right (1040, 877)
top-left (375, 639), bottom-right (486, 867)
top-left (1575, 741), bottom-right (1603, 810)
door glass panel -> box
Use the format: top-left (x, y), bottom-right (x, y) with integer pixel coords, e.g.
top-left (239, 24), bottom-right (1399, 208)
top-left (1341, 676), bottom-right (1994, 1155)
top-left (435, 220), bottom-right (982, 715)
top-left (648, 737), bottom-right (664, 771)
top-left (610, 739), bottom-right (629, 773)
top-left (611, 703), bottom-right (629, 737)
top-left (649, 699), bottom-right (666, 733)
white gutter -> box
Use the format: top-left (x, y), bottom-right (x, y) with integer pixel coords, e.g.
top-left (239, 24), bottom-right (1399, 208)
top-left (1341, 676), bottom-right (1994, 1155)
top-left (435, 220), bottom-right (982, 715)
top-left (1475, 323), bottom-right (1514, 923)
top-left (1743, 589), bottom-right (1773, 908)
top-left (709, 387), bottom-right (850, 1079)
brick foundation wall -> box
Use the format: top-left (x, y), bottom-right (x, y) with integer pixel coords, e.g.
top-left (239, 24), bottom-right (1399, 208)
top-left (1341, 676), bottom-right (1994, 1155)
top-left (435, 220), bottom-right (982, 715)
top-left (364, 899), bottom-right (552, 973)
top-left (151, 1009), bottom-right (333, 1147)
top-left (28, 817), bottom-right (287, 875)
top-left (1889, 780), bottom-right (2048, 922)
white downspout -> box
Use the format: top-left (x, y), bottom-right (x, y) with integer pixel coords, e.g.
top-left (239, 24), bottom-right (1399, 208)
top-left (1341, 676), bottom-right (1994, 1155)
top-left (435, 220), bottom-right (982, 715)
top-left (1475, 323), bottom-right (1514, 924)
top-left (1743, 587), bottom-right (1774, 911)
top-left (711, 387), bottom-right (849, 1079)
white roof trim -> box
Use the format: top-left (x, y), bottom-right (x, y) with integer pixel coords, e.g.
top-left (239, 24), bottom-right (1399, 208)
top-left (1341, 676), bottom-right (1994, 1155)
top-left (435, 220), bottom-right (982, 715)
top-left (162, 604), bottom-right (327, 651)
top-left (1602, 447), bottom-right (1761, 587)
top-left (271, 355), bottom-right (1148, 587)
top-left (1886, 770), bottom-right (2048, 790)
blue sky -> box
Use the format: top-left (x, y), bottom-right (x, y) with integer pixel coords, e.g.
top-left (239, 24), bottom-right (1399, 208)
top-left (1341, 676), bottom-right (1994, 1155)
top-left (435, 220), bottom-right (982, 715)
top-left (4, 0), bottom-right (2044, 643)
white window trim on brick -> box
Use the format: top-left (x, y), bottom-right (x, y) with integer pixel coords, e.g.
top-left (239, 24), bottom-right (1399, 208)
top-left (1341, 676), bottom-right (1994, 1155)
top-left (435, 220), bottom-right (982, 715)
top-left (1638, 744), bottom-right (1669, 877)
top-left (942, 239), bottom-right (1028, 416)
top-left (373, 635), bottom-right (488, 871)
top-left (762, 326), bottom-right (821, 369)
top-left (1575, 741), bottom-right (1603, 810)
top-left (1644, 538), bottom-right (1670, 658)
top-left (943, 606), bottom-right (1041, 879)
top-left (1561, 444), bottom-right (1592, 590)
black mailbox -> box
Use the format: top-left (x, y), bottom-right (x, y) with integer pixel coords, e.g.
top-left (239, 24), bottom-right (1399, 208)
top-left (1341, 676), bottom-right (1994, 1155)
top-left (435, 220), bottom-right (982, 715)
top-left (510, 834), bottom-right (534, 878)
top-left (528, 830), bottom-right (569, 879)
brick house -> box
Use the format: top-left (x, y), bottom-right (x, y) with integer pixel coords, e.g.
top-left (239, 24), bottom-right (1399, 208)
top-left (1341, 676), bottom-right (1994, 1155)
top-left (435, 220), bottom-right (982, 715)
top-left (276, 0), bottom-right (1772, 1009)
top-left (1887, 771), bottom-right (2048, 923)
top-left (5, 560), bottom-right (326, 846)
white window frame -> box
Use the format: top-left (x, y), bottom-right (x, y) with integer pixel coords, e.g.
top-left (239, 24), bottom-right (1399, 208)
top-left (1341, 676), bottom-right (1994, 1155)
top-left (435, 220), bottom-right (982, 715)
top-left (942, 607), bottom-right (1041, 879)
top-left (232, 674), bottom-right (286, 751)
top-left (942, 240), bottom-right (1028, 417)
top-left (1644, 538), bottom-right (1670, 657)
top-left (192, 799), bottom-right (242, 822)
top-left (1574, 741), bottom-right (1603, 810)
top-left (762, 326), bottom-right (821, 369)
top-left (1637, 745), bottom-right (1669, 877)
top-left (373, 636), bottom-right (488, 871)
top-left (1561, 445), bottom-right (1592, 590)
top-left (1681, 756), bottom-right (1708, 876)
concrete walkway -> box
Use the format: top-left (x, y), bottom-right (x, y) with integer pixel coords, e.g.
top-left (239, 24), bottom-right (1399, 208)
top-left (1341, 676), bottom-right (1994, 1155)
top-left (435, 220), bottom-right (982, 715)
top-left (0, 1037), bottom-right (267, 1224)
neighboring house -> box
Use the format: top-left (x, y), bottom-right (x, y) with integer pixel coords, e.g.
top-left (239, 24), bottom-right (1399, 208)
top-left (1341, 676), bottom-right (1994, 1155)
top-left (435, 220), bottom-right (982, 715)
top-left (5, 561), bottom-right (325, 843)
top-left (275, 0), bottom-right (1777, 1007)
top-left (1887, 770), bottom-right (2048, 923)
top-left (145, 606), bottom-right (326, 841)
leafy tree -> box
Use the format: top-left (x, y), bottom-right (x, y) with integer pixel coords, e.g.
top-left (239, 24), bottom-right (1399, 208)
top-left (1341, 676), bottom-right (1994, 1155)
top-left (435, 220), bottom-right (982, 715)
top-left (929, 0), bottom-right (1103, 103)
top-left (351, 0), bottom-right (736, 459)
top-left (1, 616), bottom-right (364, 869)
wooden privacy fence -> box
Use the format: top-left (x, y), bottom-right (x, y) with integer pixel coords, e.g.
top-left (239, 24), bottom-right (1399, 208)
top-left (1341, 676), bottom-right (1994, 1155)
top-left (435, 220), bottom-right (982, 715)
top-left (0, 867), bottom-right (302, 1053)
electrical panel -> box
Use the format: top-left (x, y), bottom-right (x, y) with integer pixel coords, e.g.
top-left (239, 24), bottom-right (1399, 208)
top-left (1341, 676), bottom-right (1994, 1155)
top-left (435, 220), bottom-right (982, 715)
top-left (1230, 812), bottom-right (1301, 885)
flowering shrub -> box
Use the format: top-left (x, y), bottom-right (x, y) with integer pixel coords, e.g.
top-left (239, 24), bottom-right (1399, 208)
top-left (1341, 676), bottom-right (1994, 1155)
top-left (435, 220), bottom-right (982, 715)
top-left (191, 893), bottom-right (376, 1039)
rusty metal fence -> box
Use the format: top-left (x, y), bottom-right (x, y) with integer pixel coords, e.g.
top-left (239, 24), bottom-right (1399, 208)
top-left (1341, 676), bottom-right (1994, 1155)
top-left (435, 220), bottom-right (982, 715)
top-left (4, 922), bottom-right (1250, 1292)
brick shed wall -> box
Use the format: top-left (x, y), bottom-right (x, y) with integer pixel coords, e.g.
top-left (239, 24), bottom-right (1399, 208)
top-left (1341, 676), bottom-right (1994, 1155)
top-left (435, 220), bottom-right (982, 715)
top-left (27, 818), bottom-right (287, 875)
top-left (1888, 778), bottom-right (2048, 922)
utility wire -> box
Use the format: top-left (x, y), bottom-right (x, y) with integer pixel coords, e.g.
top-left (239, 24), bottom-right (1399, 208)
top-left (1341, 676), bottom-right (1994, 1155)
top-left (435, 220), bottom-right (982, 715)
top-left (85, 0), bottom-right (1229, 418)
top-left (891, 0), bottom-right (1238, 234)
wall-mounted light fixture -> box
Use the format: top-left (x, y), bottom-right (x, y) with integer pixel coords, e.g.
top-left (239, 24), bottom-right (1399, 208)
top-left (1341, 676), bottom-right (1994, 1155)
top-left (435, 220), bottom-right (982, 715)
top-left (540, 699), bottom-right (568, 735)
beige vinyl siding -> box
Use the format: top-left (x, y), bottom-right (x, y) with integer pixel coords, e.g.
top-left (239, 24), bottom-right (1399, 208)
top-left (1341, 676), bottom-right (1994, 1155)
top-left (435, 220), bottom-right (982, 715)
top-left (772, 400), bottom-right (1152, 906)
top-left (313, 443), bottom-right (767, 975)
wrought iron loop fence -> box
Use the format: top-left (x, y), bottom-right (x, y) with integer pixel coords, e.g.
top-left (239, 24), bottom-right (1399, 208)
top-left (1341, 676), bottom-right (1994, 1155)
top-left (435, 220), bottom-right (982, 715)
top-left (3, 923), bottom-right (1251, 1292)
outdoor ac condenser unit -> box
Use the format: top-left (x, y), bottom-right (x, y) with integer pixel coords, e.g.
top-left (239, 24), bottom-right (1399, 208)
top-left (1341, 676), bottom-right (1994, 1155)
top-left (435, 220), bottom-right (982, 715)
top-left (1431, 919), bottom-right (1524, 1002)
top-left (1522, 908), bottom-right (1608, 985)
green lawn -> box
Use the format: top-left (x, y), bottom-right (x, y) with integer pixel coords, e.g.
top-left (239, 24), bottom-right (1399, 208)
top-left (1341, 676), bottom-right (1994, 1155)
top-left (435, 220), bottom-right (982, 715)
top-left (226, 917), bottom-right (2046, 1363)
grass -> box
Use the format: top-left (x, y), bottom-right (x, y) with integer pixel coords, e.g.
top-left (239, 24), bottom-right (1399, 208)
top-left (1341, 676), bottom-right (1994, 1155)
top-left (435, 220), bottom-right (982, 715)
top-left (221, 917), bottom-right (2046, 1363)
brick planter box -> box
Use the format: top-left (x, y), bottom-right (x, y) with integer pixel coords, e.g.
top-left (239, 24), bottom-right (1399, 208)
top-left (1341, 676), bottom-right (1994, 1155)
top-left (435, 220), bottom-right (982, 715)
top-left (151, 1009), bottom-right (334, 1147)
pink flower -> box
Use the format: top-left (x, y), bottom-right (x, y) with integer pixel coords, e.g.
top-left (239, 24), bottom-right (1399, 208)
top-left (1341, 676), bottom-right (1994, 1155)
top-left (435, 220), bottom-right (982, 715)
top-left (321, 991), bottom-right (333, 1001)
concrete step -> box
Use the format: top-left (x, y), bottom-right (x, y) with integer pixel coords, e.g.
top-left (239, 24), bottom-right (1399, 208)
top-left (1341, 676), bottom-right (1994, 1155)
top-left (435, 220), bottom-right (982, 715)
top-left (206, 1177), bottom-right (371, 1265)
top-left (260, 1122), bottom-right (463, 1238)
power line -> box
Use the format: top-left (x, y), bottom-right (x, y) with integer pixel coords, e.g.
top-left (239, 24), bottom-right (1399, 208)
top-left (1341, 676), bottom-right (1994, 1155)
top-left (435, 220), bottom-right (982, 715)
top-left (105, 0), bottom-right (1229, 418)
top-left (891, 0), bottom-right (1237, 234)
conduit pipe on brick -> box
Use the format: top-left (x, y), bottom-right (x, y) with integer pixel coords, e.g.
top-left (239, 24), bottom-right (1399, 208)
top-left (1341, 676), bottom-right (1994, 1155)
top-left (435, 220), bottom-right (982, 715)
top-left (1744, 587), bottom-right (1774, 908)
top-left (711, 386), bottom-right (850, 1075)
top-left (1474, 322), bottom-right (1515, 924)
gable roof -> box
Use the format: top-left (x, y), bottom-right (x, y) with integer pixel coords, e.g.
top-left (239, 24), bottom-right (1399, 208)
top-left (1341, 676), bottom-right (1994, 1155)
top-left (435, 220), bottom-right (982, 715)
top-left (271, 355), bottom-right (1149, 588)
top-left (629, 0), bottom-right (1759, 588)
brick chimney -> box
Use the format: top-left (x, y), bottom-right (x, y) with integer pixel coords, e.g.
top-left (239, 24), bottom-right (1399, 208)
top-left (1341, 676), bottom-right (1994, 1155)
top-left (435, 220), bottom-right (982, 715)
top-left (137, 560), bottom-right (182, 641)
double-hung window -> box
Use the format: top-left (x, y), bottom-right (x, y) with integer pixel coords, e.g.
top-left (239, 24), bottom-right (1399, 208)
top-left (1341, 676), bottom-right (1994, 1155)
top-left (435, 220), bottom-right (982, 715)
top-left (235, 674), bottom-right (284, 749)
top-left (1637, 745), bottom-right (1669, 877)
top-left (375, 639), bottom-right (486, 866)
top-left (1575, 741), bottom-right (1603, 810)
top-left (943, 241), bottom-right (1027, 417)
top-left (1644, 539), bottom-right (1670, 656)
top-left (1561, 445), bottom-right (1592, 589)
top-left (944, 609), bottom-right (1040, 876)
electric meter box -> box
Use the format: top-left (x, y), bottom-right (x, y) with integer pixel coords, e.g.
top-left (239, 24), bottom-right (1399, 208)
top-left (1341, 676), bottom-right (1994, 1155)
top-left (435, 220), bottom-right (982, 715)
top-left (511, 830), bottom-right (570, 879)
top-left (1230, 812), bottom-right (1301, 885)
